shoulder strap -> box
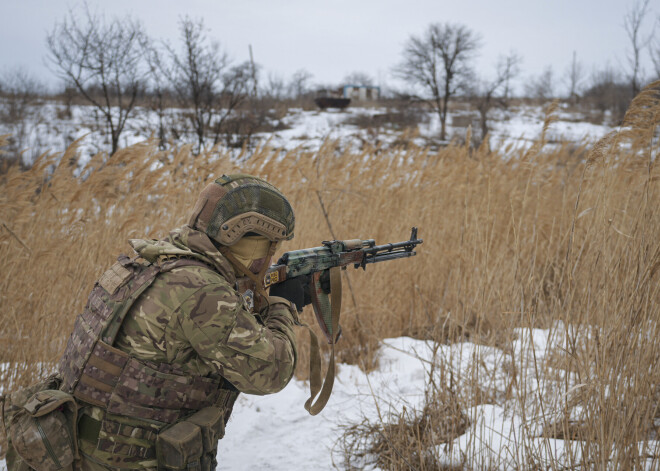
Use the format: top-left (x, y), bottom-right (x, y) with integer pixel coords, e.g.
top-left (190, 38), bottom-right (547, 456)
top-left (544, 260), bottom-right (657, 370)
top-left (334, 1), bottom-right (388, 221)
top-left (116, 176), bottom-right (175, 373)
top-left (101, 263), bottom-right (161, 344)
top-left (304, 266), bottom-right (342, 415)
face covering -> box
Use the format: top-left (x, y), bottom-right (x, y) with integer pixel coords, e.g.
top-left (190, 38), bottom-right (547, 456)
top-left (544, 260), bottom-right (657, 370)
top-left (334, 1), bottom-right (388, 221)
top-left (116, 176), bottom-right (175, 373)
top-left (227, 235), bottom-right (278, 274)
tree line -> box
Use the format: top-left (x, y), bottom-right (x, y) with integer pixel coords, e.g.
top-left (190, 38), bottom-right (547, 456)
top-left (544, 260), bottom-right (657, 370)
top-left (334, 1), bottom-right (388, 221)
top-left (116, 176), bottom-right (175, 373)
top-left (1, 1), bottom-right (659, 158)
top-left (394, 0), bottom-right (660, 142)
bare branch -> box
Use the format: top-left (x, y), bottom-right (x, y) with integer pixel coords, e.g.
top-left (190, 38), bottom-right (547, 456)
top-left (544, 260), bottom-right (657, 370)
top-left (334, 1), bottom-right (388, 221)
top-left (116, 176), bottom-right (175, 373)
top-left (469, 51), bottom-right (522, 143)
top-left (564, 51), bottom-right (586, 103)
top-left (288, 69), bottom-right (313, 99)
top-left (162, 17), bottom-right (251, 153)
top-left (394, 22), bottom-right (481, 141)
top-left (343, 71), bottom-right (375, 87)
top-left (650, 16), bottom-right (660, 79)
top-left (525, 66), bottom-right (556, 101)
top-left (624, 0), bottom-right (653, 97)
top-left (45, 5), bottom-right (148, 155)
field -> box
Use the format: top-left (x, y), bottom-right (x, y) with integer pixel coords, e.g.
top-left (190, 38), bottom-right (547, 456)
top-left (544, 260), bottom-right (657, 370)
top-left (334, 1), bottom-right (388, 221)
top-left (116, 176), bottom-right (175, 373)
top-left (1, 86), bottom-right (660, 469)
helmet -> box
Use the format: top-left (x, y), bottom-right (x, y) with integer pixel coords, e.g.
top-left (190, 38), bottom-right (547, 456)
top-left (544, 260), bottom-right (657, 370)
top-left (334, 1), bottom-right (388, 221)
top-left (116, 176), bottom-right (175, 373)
top-left (188, 174), bottom-right (295, 246)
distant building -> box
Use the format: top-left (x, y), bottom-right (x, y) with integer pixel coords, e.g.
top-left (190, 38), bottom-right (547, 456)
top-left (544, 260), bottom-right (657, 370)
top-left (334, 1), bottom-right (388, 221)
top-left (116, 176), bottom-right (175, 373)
top-left (342, 84), bottom-right (380, 101)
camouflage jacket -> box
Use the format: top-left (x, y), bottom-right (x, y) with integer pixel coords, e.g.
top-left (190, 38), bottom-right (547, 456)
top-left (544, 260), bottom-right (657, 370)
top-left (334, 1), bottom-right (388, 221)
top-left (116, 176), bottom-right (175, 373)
top-left (118, 225), bottom-right (298, 395)
top-left (72, 226), bottom-right (298, 469)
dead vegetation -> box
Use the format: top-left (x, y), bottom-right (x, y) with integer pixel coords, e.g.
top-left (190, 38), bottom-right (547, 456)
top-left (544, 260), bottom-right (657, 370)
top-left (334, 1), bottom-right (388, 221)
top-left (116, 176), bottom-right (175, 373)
top-left (1, 82), bottom-right (660, 468)
top-left (337, 363), bottom-right (470, 471)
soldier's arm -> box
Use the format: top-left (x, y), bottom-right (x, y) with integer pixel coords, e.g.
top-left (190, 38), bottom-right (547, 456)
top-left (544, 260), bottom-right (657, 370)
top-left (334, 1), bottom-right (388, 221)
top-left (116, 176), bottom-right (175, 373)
top-left (178, 282), bottom-right (298, 395)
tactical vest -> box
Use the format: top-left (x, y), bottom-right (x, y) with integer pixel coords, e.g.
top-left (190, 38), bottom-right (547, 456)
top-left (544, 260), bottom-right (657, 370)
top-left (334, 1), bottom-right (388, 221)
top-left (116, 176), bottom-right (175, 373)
top-left (57, 255), bottom-right (239, 465)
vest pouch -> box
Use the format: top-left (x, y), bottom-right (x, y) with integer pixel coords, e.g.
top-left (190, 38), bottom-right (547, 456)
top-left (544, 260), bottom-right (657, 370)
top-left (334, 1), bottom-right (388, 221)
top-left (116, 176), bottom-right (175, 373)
top-left (156, 420), bottom-right (203, 470)
top-left (8, 389), bottom-right (78, 471)
top-left (185, 407), bottom-right (225, 471)
top-left (186, 407), bottom-right (225, 450)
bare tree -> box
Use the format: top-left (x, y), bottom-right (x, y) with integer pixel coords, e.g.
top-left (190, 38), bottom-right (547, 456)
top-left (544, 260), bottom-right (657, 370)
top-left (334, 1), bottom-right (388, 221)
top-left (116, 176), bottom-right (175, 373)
top-left (564, 51), bottom-right (585, 104)
top-left (213, 61), bottom-right (262, 147)
top-left (525, 66), bottom-right (555, 101)
top-left (651, 16), bottom-right (660, 79)
top-left (264, 73), bottom-right (286, 100)
top-left (395, 22), bottom-right (481, 141)
top-left (0, 67), bottom-right (45, 166)
top-left (0, 67), bottom-right (44, 124)
top-left (46, 6), bottom-right (147, 155)
top-left (164, 17), bottom-right (227, 152)
top-left (343, 71), bottom-right (375, 86)
top-left (624, 0), bottom-right (653, 97)
top-left (141, 41), bottom-right (171, 149)
top-left (288, 69), bottom-right (314, 99)
top-left (164, 17), bottom-right (251, 153)
top-left (470, 52), bottom-right (522, 142)
top-left (584, 64), bottom-right (629, 123)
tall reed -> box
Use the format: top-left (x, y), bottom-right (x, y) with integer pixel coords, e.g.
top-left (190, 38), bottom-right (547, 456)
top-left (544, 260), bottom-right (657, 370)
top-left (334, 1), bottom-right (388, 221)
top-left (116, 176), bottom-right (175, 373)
top-left (1, 84), bottom-right (659, 467)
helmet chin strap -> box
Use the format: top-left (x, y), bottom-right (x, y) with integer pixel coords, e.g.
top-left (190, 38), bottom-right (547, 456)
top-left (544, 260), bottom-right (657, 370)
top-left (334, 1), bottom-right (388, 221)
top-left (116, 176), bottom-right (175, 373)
top-left (219, 241), bottom-right (278, 298)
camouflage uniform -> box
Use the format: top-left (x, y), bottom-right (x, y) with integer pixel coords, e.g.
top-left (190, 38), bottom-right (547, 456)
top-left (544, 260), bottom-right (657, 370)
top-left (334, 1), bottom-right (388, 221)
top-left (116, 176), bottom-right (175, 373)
top-left (4, 175), bottom-right (300, 471)
top-left (72, 225), bottom-right (298, 470)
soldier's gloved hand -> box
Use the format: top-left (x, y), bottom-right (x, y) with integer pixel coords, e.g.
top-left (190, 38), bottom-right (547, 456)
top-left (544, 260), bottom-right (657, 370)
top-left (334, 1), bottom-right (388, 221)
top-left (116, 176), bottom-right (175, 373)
top-left (319, 270), bottom-right (331, 294)
top-left (269, 275), bottom-right (312, 312)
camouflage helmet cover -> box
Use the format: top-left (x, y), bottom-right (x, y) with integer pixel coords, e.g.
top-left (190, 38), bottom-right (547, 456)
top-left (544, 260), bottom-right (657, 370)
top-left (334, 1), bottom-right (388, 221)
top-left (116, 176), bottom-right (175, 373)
top-left (188, 174), bottom-right (295, 246)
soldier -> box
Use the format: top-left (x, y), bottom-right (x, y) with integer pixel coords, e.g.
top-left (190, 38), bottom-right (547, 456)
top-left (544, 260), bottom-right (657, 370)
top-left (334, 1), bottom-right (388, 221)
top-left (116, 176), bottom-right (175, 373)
top-left (5, 174), bottom-right (308, 471)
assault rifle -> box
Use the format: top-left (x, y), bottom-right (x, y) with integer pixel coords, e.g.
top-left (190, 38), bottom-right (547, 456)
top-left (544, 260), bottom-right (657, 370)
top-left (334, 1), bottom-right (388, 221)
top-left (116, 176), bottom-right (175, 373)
top-left (236, 227), bottom-right (423, 415)
top-left (266, 225), bottom-right (422, 285)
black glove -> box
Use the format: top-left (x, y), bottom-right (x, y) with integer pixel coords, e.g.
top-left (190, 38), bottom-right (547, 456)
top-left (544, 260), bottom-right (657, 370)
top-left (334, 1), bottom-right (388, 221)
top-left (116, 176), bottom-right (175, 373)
top-left (269, 275), bottom-right (312, 312)
top-left (319, 270), bottom-right (331, 294)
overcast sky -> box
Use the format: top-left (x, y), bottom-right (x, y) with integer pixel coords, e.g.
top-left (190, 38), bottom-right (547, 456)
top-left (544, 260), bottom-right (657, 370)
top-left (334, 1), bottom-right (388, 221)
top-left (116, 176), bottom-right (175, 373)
top-left (1, 0), bottom-right (658, 95)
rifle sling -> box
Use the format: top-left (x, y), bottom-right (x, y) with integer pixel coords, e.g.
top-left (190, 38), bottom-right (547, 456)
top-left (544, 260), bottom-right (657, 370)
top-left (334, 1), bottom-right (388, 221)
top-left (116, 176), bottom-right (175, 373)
top-left (304, 265), bottom-right (341, 415)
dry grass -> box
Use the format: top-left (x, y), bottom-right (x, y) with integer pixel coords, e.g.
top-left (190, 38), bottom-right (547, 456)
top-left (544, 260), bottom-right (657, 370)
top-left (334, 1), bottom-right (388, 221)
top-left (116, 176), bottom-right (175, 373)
top-left (337, 362), bottom-right (469, 471)
top-left (1, 82), bottom-right (660, 468)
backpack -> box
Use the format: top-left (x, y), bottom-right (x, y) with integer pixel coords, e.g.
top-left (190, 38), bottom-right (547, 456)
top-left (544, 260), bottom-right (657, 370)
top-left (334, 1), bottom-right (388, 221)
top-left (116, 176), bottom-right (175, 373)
top-left (1, 375), bottom-right (78, 471)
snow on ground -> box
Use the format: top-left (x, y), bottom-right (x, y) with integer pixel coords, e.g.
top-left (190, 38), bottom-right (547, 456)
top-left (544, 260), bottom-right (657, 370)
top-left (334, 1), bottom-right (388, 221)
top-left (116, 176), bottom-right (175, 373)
top-left (489, 109), bottom-right (608, 149)
top-left (264, 108), bottom-right (363, 152)
top-left (0, 101), bottom-right (615, 168)
top-left (0, 329), bottom-right (658, 470)
top-left (219, 327), bottom-right (658, 470)
top-left (218, 336), bottom-right (434, 469)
